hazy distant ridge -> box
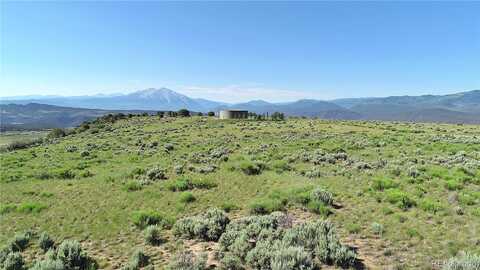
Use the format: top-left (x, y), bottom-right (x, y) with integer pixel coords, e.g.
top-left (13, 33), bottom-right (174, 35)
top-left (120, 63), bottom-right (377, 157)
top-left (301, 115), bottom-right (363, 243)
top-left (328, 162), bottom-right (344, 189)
top-left (1, 88), bottom-right (479, 127)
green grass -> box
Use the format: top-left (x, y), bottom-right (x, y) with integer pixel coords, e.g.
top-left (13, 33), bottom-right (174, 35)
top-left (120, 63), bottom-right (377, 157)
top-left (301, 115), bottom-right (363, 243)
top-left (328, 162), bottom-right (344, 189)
top-left (1, 116), bottom-right (479, 269)
top-left (0, 130), bottom-right (48, 146)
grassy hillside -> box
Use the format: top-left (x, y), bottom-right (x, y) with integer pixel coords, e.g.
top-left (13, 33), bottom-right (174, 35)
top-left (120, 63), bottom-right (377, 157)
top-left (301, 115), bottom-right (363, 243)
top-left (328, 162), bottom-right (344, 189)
top-left (1, 116), bottom-right (479, 269)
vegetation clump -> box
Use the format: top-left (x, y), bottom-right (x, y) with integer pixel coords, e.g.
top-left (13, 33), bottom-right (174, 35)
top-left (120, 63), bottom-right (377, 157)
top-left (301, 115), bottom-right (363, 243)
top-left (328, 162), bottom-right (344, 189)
top-left (173, 208), bottom-right (230, 241)
top-left (443, 252), bottom-right (480, 270)
top-left (38, 232), bottom-right (55, 252)
top-left (122, 249), bottom-right (150, 270)
top-left (167, 250), bottom-right (206, 270)
top-left (132, 210), bottom-right (174, 229)
top-left (143, 225), bottom-right (163, 245)
top-left (145, 166), bottom-right (167, 181)
top-left (218, 212), bottom-right (356, 269)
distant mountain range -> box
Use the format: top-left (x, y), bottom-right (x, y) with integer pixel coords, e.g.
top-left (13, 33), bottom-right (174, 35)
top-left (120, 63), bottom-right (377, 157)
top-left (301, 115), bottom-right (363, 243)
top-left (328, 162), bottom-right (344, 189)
top-left (0, 103), bottom-right (154, 131)
top-left (1, 88), bottom-right (479, 129)
top-left (0, 88), bottom-right (228, 112)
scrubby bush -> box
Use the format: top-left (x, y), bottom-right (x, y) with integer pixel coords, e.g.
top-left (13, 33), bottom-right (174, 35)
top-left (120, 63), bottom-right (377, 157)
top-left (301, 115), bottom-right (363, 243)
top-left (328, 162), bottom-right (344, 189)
top-left (302, 167), bottom-right (322, 179)
top-left (238, 160), bottom-right (266, 175)
top-left (306, 201), bottom-right (331, 216)
top-left (144, 225), bottom-right (162, 245)
top-left (220, 253), bottom-right (243, 270)
top-left (167, 177), bottom-right (191, 191)
top-left (123, 249), bottom-right (150, 270)
top-left (167, 250), bottom-right (206, 270)
top-left (220, 202), bottom-right (238, 213)
top-left (132, 210), bottom-right (174, 229)
top-left (270, 246), bottom-right (313, 270)
top-left (8, 231), bottom-right (32, 252)
top-left (179, 192), bottom-right (196, 203)
top-left (443, 252), bottom-right (480, 270)
top-left (1, 252), bottom-right (24, 270)
top-left (249, 198), bottom-right (285, 215)
top-left (123, 181), bottom-right (143, 192)
top-left (56, 240), bottom-right (96, 270)
top-left (371, 222), bottom-right (384, 236)
top-left (145, 166), bottom-right (167, 181)
top-left (219, 213), bottom-right (356, 269)
top-left (173, 208), bottom-right (230, 241)
top-left (164, 143), bottom-right (174, 151)
top-left (419, 199), bottom-right (443, 214)
top-left (167, 177), bottom-right (217, 192)
top-left (57, 169), bottom-right (75, 180)
top-left (372, 177), bottom-right (398, 191)
top-left (385, 189), bottom-right (416, 210)
top-left (310, 188), bottom-right (333, 206)
top-left (30, 256), bottom-right (65, 270)
top-left (38, 232), bottom-right (55, 252)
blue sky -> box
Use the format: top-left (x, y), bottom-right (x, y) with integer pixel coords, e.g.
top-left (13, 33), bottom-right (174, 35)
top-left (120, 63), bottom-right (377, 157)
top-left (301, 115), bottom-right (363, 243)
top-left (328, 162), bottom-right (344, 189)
top-left (1, 1), bottom-right (479, 102)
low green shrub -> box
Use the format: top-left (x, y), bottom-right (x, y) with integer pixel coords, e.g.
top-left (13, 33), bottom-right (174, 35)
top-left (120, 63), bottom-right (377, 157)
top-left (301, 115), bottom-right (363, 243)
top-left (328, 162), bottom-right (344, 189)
top-left (306, 201), bottom-right (331, 217)
top-left (271, 246), bottom-right (314, 270)
top-left (238, 160), bottom-right (266, 175)
top-left (310, 188), bottom-right (333, 206)
top-left (38, 232), bottom-right (55, 252)
top-left (167, 250), bottom-right (206, 270)
top-left (0, 204), bottom-right (17, 215)
top-left (17, 202), bottom-right (47, 213)
top-left (220, 253), bottom-right (244, 270)
top-left (123, 181), bottom-right (143, 192)
top-left (249, 198), bottom-right (285, 215)
top-left (167, 177), bottom-right (191, 192)
top-left (7, 231), bottom-right (32, 252)
top-left (419, 199), bottom-right (443, 214)
top-left (143, 225), bottom-right (163, 245)
top-left (372, 177), bottom-right (398, 191)
top-left (220, 202), bottom-right (238, 213)
top-left (385, 189), bottom-right (416, 210)
top-left (123, 249), bottom-right (149, 270)
top-left (179, 192), bottom-right (196, 203)
top-left (442, 252), bottom-right (480, 270)
top-left (57, 169), bottom-right (75, 180)
top-left (219, 213), bottom-right (356, 269)
top-left (132, 210), bottom-right (174, 229)
top-left (371, 222), bottom-right (384, 236)
top-left (56, 240), bottom-right (96, 270)
top-left (1, 252), bottom-right (24, 270)
top-left (173, 208), bottom-right (229, 241)
top-left (30, 256), bottom-right (65, 270)
top-left (145, 166), bottom-right (167, 181)
top-left (445, 180), bottom-right (462, 191)
top-left (167, 177), bottom-right (217, 192)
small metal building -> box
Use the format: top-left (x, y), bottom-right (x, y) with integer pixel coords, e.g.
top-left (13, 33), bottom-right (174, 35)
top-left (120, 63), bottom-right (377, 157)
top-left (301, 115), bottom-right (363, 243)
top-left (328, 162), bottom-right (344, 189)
top-left (219, 110), bottom-right (248, 119)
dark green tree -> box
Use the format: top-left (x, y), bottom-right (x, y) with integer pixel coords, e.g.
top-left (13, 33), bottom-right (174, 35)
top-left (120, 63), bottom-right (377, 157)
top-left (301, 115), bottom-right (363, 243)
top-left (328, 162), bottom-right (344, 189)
top-left (178, 109), bottom-right (190, 117)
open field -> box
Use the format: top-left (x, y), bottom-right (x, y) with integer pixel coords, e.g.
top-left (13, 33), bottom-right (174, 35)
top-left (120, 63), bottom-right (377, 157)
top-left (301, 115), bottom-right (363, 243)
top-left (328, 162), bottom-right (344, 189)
top-left (0, 131), bottom-right (48, 146)
top-left (1, 116), bottom-right (479, 269)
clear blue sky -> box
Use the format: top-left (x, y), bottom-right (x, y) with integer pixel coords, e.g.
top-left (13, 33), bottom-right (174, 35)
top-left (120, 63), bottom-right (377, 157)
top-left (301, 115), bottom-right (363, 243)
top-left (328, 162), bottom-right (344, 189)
top-left (1, 1), bottom-right (479, 102)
